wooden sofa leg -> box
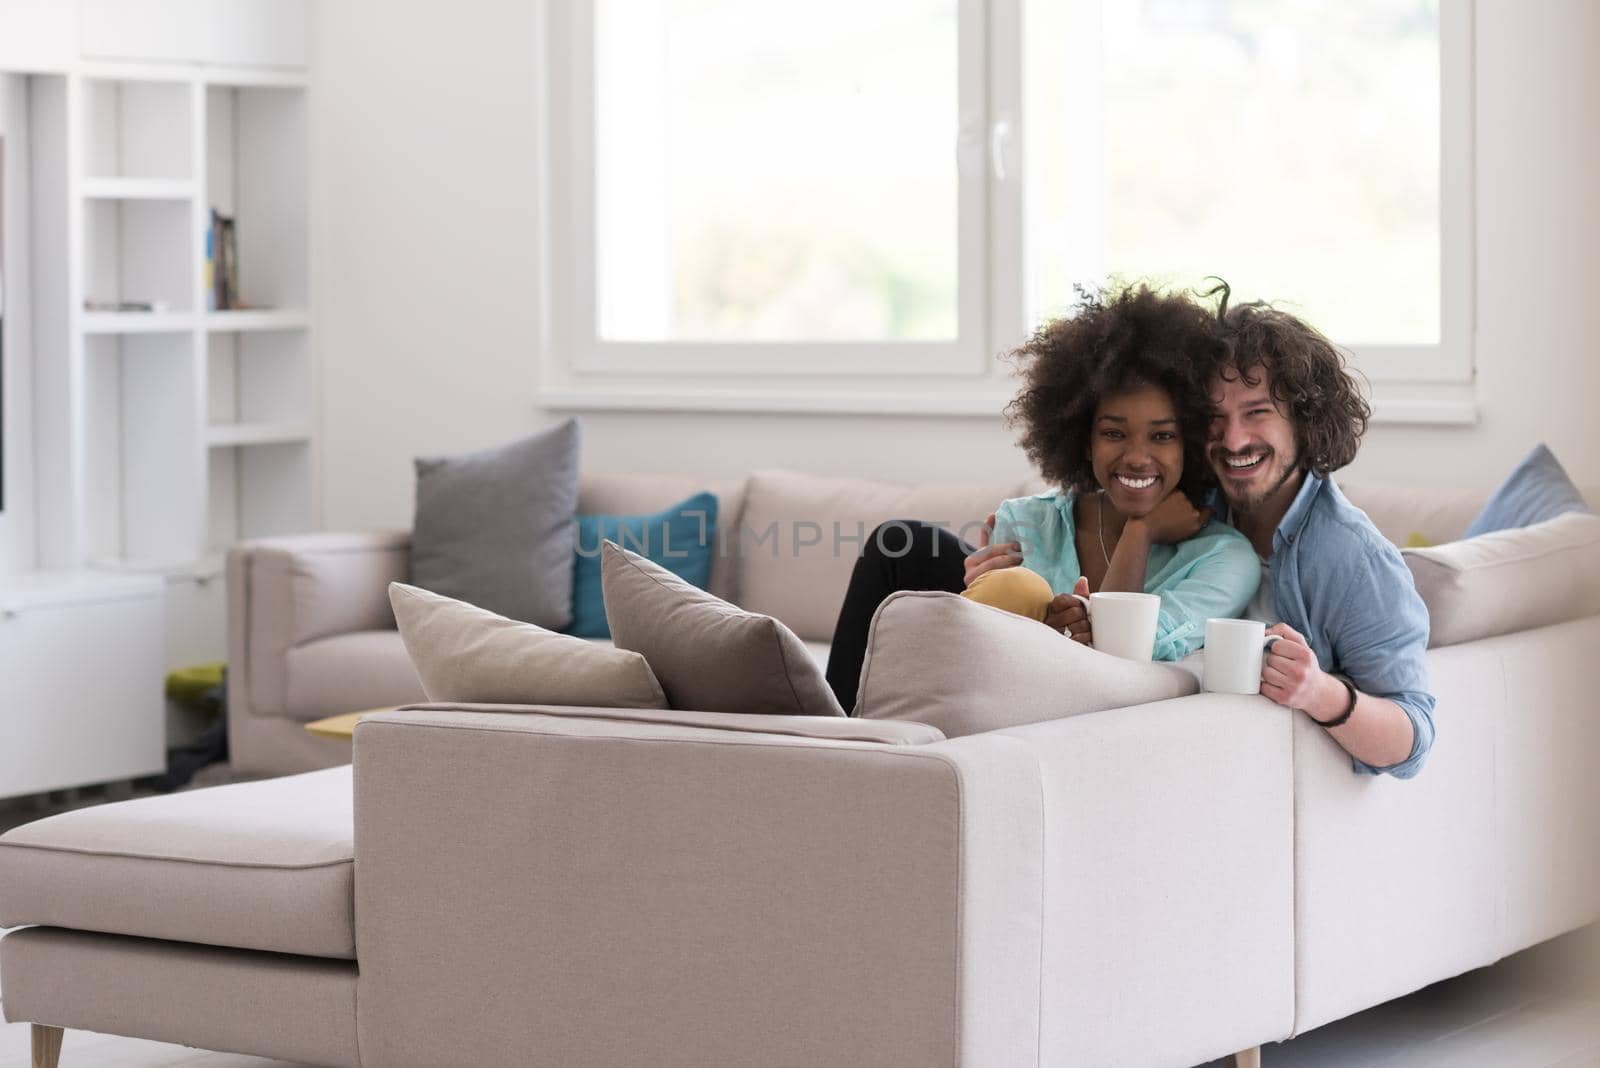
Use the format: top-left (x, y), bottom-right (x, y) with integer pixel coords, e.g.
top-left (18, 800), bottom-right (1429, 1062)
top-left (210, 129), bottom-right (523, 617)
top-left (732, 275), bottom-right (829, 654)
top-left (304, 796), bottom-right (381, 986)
top-left (32, 1024), bottom-right (63, 1068)
top-left (1230, 1047), bottom-right (1261, 1068)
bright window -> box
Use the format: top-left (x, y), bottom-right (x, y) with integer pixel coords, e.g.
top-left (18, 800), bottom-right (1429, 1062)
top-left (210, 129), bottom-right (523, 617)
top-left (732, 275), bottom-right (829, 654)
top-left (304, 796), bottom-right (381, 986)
top-left (595, 0), bottom-right (960, 343)
top-left (543, 0), bottom-right (1470, 408)
top-left (1026, 0), bottom-right (1466, 384)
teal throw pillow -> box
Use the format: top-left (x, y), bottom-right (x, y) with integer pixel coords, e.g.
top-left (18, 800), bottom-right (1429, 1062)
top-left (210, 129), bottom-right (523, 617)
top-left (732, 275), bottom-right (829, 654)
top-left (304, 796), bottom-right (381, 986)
top-left (1463, 443), bottom-right (1591, 538)
top-left (569, 492), bottom-right (719, 638)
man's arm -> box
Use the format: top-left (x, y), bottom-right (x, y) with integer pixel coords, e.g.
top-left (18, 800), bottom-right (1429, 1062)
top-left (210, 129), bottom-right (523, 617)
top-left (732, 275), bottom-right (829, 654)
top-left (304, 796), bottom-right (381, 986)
top-left (1262, 536), bottom-right (1436, 778)
top-left (1260, 633), bottom-right (1416, 768)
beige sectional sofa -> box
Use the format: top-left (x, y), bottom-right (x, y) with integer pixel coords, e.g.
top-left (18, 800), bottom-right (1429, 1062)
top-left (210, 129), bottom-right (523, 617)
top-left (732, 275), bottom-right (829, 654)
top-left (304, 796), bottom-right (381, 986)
top-left (2, 468), bottom-right (1598, 1067)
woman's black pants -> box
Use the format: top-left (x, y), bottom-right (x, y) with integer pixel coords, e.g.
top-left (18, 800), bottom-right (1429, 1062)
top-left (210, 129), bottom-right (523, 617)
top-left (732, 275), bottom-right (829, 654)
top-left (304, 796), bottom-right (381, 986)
top-left (824, 519), bottom-right (971, 713)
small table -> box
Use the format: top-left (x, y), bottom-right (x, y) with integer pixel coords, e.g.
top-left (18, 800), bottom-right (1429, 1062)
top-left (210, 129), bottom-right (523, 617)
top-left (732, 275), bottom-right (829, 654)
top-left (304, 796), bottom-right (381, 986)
top-left (303, 706), bottom-right (405, 741)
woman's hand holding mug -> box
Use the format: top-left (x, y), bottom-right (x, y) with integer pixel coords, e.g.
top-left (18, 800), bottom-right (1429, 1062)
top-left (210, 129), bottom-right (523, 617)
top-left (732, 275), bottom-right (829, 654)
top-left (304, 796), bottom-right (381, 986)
top-left (1045, 576), bottom-right (1092, 644)
top-left (1063, 586), bottom-right (1161, 661)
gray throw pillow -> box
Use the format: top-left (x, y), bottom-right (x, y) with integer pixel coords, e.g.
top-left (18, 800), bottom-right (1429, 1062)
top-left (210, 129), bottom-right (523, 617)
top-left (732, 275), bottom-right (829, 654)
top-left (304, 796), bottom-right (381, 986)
top-left (601, 541), bottom-right (845, 717)
top-left (411, 420), bottom-right (580, 628)
top-left (389, 582), bottom-right (667, 708)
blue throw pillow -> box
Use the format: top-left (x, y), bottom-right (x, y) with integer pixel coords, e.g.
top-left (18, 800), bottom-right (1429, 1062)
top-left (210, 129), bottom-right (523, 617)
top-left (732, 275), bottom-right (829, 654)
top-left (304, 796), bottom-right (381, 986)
top-left (1463, 443), bottom-right (1592, 538)
top-left (569, 492), bottom-right (719, 638)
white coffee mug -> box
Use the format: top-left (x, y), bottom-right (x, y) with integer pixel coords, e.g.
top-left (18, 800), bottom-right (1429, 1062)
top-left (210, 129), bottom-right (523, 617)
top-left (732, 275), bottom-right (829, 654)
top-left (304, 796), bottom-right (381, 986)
top-left (1069, 591), bottom-right (1161, 662)
top-left (1202, 618), bottom-right (1283, 695)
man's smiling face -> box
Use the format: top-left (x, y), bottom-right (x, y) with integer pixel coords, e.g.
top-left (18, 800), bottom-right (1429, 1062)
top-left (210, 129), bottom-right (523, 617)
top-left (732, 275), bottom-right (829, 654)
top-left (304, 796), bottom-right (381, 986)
top-left (1208, 366), bottom-right (1302, 514)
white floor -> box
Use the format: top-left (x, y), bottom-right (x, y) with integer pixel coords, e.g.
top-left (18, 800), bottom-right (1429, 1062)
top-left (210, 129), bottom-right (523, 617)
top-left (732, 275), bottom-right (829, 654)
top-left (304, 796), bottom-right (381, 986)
top-left (1, 925), bottom-right (1596, 1067)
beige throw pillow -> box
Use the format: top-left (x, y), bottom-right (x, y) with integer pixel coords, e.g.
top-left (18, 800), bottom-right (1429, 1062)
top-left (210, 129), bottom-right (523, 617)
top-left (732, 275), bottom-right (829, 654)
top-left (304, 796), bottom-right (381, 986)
top-left (601, 542), bottom-right (845, 717)
top-left (388, 582), bottom-right (667, 708)
top-left (1402, 513), bottom-right (1600, 648)
top-left (855, 591), bottom-right (1198, 738)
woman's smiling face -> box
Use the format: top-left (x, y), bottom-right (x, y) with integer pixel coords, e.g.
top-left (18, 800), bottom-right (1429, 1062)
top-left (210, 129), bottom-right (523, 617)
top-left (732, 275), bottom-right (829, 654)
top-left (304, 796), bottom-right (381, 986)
top-left (1089, 383), bottom-right (1185, 518)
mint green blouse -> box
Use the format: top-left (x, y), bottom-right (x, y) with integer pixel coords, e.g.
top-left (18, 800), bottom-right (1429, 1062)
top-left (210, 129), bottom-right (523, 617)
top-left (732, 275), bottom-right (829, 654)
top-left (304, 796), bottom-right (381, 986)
top-left (992, 490), bottom-right (1260, 661)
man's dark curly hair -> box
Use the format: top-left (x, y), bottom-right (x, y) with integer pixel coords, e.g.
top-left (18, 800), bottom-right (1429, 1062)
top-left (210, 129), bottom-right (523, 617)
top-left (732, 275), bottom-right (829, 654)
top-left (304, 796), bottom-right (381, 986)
top-left (1200, 281), bottom-right (1371, 476)
top-left (1004, 283), bottom-right (1226, 504)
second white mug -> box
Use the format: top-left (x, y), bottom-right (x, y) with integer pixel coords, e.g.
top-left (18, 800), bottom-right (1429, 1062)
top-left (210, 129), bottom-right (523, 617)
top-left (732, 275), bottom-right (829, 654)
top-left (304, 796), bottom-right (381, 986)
top-left (1203, 618), bottom-right (1283, 694)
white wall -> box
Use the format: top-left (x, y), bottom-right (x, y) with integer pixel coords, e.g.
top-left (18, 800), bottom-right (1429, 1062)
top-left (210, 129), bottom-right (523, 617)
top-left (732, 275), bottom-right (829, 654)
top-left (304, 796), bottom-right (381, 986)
top-left (313, 0), bottom-right (1600, 532)
top-left (0, 73), bottom-right (36, 574)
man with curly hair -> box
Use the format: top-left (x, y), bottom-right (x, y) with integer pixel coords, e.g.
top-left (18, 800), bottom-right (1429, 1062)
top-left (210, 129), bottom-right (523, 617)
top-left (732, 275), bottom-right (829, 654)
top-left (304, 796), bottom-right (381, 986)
top-left (1204, 289), bottom-right (1435, 779)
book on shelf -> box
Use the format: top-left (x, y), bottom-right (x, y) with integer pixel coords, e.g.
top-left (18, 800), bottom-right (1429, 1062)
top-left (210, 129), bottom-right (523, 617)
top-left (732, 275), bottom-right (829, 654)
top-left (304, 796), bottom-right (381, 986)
top-left (208, 208), bottom-right (239, 311)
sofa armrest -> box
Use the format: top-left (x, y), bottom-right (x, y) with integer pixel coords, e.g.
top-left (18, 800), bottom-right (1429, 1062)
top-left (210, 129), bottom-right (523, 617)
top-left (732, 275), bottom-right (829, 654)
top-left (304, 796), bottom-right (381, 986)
top-left (352, 707), bottom-right (1043, 1067)
top-left (987, 692), bottom-right (1296, 1065)
top-left (1290, 614), bottom-right (1600, 1036)
top-left (352, 696), bottom-right (1296, 1066)
top-left (227, 531), bottom-right (412, 723)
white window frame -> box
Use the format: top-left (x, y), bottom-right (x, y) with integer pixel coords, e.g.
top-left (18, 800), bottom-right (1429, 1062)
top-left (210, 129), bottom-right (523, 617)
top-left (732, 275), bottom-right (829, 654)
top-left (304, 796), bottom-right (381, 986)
top-left (535, 0), bottom-right (1474, 422)
top-left (1349, 0), bottom-right (1475, 395)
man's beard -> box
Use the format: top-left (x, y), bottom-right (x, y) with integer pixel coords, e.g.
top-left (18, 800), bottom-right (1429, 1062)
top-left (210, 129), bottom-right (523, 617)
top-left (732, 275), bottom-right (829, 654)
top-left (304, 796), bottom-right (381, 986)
top-left (1214, 447), bottom-right (1300, 514)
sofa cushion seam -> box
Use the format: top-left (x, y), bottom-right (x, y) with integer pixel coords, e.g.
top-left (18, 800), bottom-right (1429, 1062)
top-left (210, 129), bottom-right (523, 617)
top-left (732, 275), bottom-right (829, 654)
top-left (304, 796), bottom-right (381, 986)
top-left (395, 704), bottom-right (933, 745)
top-left (264, 541), bottom-right (410, 560)
top-left (360, 717), bottom-right (950, 759)
top-left (950, 744), bottom-right (963, 1068)
top-left (0, 840), bottom-right (353, 871)
top-left (984, 731), bottom-right (1047, 1065)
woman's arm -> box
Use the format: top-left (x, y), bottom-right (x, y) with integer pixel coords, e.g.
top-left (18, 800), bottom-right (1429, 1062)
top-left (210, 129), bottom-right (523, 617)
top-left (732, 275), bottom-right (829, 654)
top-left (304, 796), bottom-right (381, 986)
top-left (1099, 518), bottom-right (1153, 593)
top-left (1100, 491), bottom-right (1211, 593)
top-left (1149, 530), bottom-right (1262, 661)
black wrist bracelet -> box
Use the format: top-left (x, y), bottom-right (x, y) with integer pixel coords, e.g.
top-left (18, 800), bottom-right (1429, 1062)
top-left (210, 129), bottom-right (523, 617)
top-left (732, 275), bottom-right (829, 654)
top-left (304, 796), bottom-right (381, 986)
top-left (1314, 678), bottom-right (1358, 728)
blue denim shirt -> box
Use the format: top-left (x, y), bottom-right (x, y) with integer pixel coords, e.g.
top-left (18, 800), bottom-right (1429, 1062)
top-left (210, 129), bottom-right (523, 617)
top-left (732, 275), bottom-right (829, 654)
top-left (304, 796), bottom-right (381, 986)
top-left (1229, 473), bottom-right (1436, 779)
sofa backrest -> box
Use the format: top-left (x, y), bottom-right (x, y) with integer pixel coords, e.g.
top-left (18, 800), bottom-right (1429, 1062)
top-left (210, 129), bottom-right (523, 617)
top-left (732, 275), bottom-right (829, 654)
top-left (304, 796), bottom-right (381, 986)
top-left (1337, 481), bottom-right (1490, 547)
top-left (577, 470), bottom-right (1600, 638)
top-left (579, 469), bottom-right (1030, 640)
top-left (736, 469), bottom-right (1030, 640)
top-left (1338, 480), bottom-right (1600, 547)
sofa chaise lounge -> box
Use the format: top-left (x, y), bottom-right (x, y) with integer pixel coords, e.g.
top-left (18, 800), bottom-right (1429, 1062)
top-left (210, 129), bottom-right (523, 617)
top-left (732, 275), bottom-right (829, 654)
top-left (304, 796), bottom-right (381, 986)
top-left (1, 468), bottom-right (1597, 1066)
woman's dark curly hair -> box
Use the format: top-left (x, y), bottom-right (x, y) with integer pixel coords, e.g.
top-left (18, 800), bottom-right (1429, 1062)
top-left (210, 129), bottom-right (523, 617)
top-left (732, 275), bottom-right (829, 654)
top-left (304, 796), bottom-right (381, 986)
top-left (1004, 283), bottom-right (1225, 504)
top-left (1201, 281), bottom-right (1371, 476)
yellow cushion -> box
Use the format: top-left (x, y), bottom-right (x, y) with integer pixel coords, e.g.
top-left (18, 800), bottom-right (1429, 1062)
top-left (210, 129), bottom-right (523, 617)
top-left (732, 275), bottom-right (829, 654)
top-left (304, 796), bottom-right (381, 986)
top-left (962, 567), bottom-right (1054, 622)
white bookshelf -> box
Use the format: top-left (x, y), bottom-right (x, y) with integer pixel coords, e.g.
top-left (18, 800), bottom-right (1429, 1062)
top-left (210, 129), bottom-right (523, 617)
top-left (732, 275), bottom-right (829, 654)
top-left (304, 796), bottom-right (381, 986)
top-left (202, 78), bottom-right (314, 567)
top-left (82, 310), bottom-right (194, 333)
top-left (1, 0), bottom-right (310, 794)
top-left (206, 423), bottom-right (312, 448)
top-left (80, 177), bottom-right (195, 200)
top-left (207, 308), bottom-right (309, 332)
top-left (31, 61), bottom-right (314, 664)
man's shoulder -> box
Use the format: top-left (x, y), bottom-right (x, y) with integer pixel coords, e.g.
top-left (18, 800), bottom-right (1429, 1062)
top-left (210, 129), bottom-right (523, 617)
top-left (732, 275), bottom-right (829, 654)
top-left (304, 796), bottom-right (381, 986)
top-left (1302, 478), bottom-right (1402, 563)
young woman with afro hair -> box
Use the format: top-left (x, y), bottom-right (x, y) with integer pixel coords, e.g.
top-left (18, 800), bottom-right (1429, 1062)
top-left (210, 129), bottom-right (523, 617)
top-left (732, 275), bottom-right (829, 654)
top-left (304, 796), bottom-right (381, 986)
top-left (824, 283), bottom-right (1260, 712)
